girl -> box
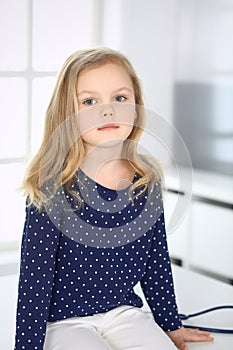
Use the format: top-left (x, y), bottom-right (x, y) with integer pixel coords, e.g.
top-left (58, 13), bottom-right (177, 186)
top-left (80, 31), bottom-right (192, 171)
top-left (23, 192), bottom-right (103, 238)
top-left (14, 48), bottom-right (213, 350)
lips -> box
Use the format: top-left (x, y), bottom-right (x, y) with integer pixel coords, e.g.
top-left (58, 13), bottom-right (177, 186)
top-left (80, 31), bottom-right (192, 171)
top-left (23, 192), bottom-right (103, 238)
top-left (97, 124), bottom-right (119, 131)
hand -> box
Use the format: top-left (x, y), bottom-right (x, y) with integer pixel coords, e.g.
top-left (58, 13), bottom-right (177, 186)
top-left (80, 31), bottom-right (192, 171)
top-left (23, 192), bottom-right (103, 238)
top-left (166, 326), bottom-right (214, 350)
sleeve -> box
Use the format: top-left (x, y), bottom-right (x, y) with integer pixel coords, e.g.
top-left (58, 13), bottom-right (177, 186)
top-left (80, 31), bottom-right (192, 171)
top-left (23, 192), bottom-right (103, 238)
top-left (140, 210), bottom-right (182, 332)
top-left (14, 203), bottom-right (61, 350)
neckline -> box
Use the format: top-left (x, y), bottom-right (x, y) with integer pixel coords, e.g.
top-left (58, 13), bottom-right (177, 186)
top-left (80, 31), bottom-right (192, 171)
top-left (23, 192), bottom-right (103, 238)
top-left (78, 168), bottom-right (138, 193)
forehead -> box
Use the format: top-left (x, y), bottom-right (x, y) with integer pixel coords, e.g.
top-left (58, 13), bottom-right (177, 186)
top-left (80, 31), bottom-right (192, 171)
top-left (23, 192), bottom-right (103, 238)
top-left (77, 63), bottom-right (133, 91)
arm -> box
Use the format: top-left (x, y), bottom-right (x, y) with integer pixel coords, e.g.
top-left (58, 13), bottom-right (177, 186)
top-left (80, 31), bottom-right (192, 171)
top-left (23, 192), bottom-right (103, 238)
top-left (140, 210), bottom-right (182, 332)
top-left (14, 204), bottom-right (61, 350)
top-left (140, 209), bottom-right (213, 349)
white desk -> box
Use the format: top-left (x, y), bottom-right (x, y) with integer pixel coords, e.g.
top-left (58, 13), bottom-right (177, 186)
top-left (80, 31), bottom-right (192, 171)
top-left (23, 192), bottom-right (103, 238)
top-left (172, 265), bottom-right (233, 349)
top-left (1, 265), bottom-right (233, 350)
top-left (135, 264), bottom-right (233, 349)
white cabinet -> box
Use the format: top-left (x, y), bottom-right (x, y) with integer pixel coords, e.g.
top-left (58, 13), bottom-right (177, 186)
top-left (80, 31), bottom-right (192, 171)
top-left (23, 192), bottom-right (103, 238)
top-left (164, 167), bottom-right (233, 281)
top-left (164, 193), bottom-right (233, 281)
top-left (190, 200), bottom-right (233, 280)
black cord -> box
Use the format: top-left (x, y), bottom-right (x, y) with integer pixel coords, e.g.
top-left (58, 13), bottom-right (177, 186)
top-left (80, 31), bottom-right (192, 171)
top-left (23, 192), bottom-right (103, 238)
top-left (179, 305), bottom-right (233, 334)
top-left (182, 324), bottom-right (233, 334)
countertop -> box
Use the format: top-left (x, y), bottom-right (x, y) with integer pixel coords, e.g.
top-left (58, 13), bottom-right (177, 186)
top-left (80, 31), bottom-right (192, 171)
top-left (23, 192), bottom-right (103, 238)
top-left (164, 166), bottom-right (233, 205)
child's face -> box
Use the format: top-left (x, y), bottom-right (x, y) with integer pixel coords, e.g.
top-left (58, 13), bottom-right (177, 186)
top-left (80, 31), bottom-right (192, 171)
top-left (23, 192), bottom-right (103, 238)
top-left (77, 63), bottom-right (136, 152)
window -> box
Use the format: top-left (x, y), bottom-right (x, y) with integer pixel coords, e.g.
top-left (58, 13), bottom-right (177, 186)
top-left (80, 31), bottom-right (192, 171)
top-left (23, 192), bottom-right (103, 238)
top-left (0, 0), bottom-right (97, 247)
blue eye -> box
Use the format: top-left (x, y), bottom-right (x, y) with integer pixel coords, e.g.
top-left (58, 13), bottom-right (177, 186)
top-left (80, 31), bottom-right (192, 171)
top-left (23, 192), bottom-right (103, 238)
top-left (114, 95), bottom-right (127, 102)
top-left (83, 98), bottom-right (97, 105)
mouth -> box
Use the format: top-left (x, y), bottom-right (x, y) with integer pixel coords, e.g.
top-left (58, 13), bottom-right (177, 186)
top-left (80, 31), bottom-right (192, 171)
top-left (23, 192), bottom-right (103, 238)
top-left (97, 124), bottom-right (120, 131)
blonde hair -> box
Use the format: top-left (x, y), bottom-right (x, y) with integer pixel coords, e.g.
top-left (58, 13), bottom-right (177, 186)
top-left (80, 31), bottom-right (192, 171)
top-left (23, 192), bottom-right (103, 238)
top-left (23, 47), bottom-right (161, 210)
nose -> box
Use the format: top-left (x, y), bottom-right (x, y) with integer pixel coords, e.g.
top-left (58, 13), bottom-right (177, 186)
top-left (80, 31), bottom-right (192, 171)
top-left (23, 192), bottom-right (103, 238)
top-left (101, 103), bottom-right (115, 119)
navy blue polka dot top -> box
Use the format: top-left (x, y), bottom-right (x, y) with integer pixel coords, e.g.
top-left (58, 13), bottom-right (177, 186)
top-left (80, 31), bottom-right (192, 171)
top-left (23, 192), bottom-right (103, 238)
top-left (14, 170), bottom-right (182, 350)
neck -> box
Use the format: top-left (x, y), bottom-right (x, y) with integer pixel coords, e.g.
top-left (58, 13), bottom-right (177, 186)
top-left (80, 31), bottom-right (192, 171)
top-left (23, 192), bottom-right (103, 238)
top-left (81, 143), bottom-right (124, 177)
top-left (80, 143), bottom-right (134, 190)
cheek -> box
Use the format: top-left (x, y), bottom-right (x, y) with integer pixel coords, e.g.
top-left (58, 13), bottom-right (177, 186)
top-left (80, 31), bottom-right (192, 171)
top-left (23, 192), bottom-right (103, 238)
top-left (114, 103), bottom-right (136, 126)
top-left (80, 130), bottom-right (97, 145)
top-left (114, 103), bottom-right (136, 130)
top-left (120, 125), bottom-right (134, 140)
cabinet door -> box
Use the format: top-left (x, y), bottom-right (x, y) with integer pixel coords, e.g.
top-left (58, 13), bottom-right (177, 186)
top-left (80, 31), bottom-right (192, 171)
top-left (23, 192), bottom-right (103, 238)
top-left (164, 191), bottom-right (191, 263)
top-left (190, 200), bottom-right (233, 280)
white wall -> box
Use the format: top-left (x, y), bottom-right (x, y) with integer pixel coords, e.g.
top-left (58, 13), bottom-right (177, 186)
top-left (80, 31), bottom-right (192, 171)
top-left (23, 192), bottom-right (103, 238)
top-left (101, 0), bottom-right (179, 167)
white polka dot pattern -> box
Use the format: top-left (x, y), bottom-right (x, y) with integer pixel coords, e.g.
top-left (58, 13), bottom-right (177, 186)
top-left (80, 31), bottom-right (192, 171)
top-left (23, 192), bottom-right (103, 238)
top-left (14, 171), bottom-right (182, 349)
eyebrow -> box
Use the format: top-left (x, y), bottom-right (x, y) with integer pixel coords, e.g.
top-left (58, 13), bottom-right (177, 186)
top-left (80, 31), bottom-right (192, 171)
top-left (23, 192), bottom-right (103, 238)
top-left (77, 87), bottom-right (134, 97)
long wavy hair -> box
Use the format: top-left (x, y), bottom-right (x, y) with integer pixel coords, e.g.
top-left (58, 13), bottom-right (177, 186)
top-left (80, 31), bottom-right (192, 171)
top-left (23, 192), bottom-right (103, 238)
top-left (23, 47), bottom-right (161, 210)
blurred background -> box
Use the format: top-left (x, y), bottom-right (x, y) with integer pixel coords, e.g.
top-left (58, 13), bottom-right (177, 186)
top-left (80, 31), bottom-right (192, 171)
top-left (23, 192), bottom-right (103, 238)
top-left (0, 0), bottom-right (233, 348)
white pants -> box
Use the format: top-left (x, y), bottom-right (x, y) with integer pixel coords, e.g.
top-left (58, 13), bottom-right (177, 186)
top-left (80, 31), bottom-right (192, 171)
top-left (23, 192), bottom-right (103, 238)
top-left (44, 306), bottom-right (177, 350)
